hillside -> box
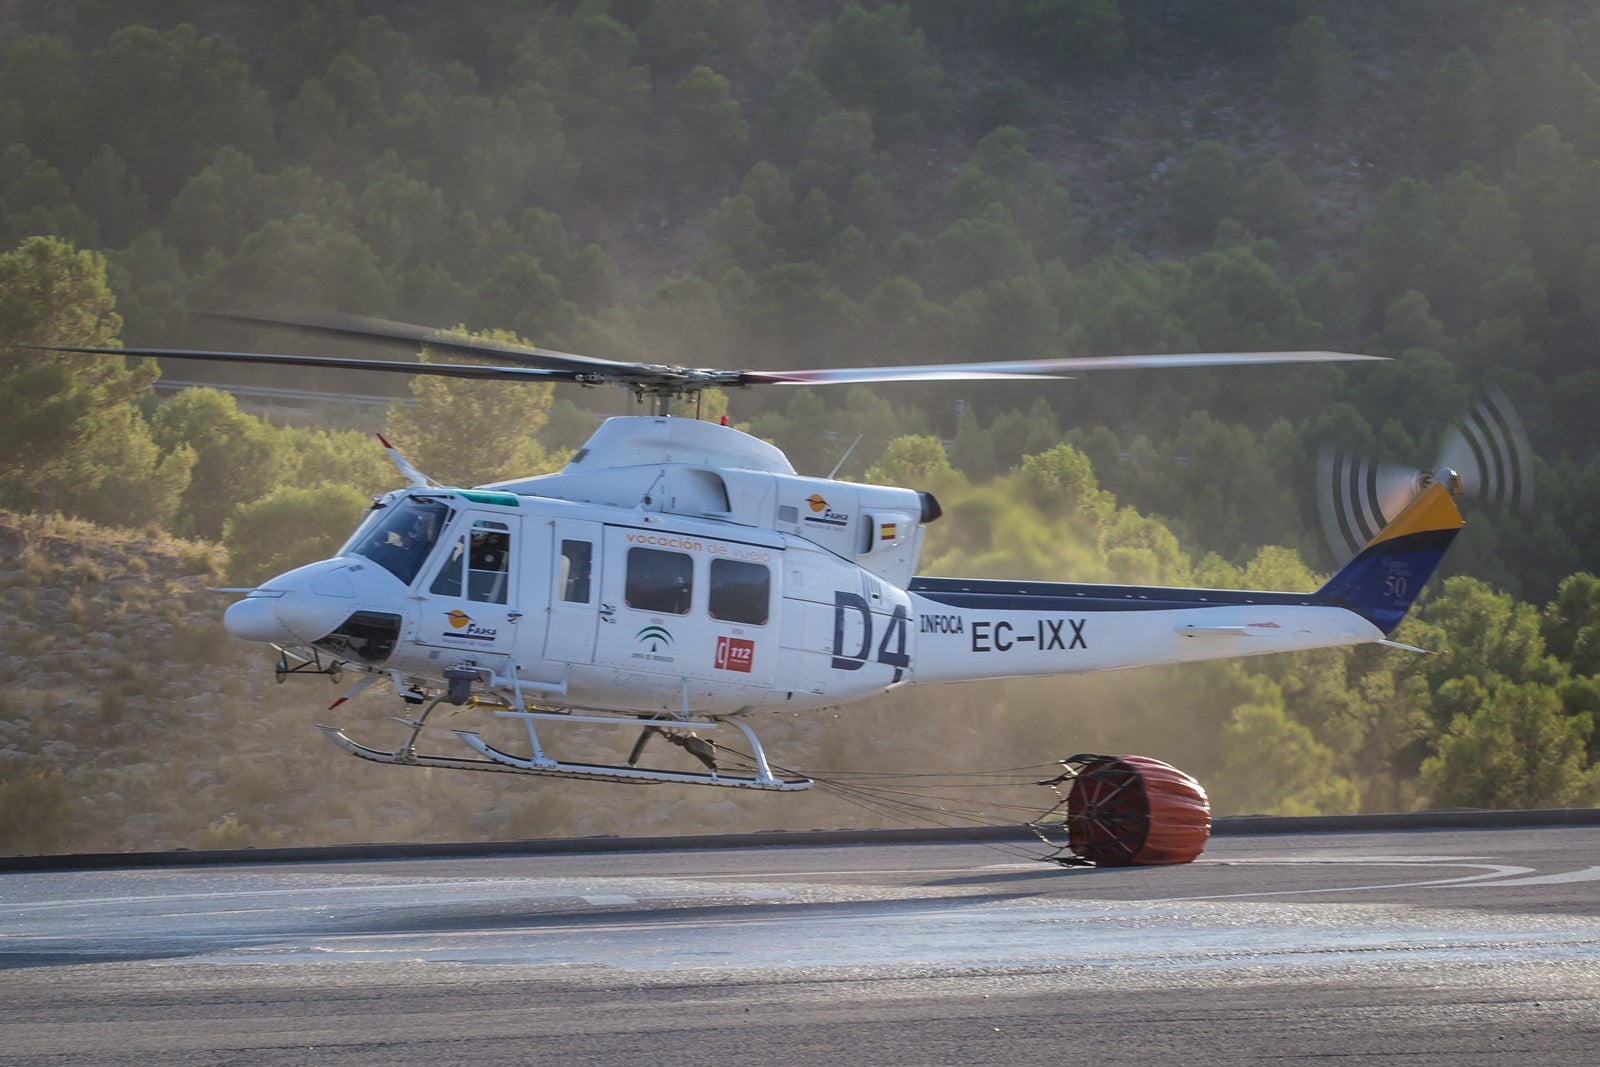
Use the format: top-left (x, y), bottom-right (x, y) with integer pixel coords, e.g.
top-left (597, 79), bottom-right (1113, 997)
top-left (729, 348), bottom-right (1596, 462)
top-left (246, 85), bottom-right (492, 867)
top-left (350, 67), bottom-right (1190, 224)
top-left (5, 1), bottom-right (1600, 852)
top-left (0, 512), bottom-right (1048, 856)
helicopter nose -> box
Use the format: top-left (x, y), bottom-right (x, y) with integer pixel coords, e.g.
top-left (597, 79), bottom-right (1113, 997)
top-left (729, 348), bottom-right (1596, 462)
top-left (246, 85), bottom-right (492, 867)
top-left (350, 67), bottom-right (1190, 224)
top-left (223, 560), bottom-right (370, 645)
top-left (224, 594), bottom-right (298, 644)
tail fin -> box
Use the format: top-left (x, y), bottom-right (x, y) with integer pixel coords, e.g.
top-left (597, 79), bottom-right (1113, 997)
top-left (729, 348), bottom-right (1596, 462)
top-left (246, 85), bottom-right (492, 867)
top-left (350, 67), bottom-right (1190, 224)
top-left (1314, 480), bottom-right (1465, 635)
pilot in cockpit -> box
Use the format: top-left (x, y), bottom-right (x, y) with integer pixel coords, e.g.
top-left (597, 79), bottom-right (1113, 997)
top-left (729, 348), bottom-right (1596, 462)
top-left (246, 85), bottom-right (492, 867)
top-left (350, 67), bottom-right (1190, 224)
top-left (361, 506), bottom-right (444, 585)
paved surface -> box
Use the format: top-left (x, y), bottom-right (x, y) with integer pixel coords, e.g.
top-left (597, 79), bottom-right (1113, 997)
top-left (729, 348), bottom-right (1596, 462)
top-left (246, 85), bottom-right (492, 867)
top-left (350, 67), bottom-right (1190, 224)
top-left (3, 826), bottom-right (1599, 1064)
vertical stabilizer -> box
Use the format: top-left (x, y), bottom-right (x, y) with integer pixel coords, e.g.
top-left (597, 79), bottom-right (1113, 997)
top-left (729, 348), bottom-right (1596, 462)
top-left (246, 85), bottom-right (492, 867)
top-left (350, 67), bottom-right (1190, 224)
top-left (1313, 480), bottom-right (1465, 634)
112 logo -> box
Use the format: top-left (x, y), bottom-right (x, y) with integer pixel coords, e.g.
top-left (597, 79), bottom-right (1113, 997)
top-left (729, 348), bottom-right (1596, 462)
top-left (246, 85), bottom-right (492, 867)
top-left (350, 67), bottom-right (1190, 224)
top-left (715, 635), bottom-right (755, 672)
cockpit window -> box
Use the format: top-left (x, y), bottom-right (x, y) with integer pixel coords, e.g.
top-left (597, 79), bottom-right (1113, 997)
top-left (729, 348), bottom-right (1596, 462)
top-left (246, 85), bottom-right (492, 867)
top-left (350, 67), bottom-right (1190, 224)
top-left (353, 498), bottom-right (452, 585)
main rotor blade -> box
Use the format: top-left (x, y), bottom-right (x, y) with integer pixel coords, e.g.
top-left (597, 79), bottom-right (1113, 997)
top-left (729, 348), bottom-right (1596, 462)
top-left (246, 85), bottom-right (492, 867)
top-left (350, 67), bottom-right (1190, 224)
top-left (33, 345), bottom-right (587, 383)
top-left (206, 311), bottom-right (633, 375)
top-left (741, 350), bottom-right (1385, 386)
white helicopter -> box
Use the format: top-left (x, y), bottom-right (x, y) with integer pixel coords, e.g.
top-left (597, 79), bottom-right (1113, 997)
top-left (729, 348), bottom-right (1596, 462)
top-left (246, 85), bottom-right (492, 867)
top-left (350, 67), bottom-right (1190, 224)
top-left (47, 313), bottom-right (1467, 793)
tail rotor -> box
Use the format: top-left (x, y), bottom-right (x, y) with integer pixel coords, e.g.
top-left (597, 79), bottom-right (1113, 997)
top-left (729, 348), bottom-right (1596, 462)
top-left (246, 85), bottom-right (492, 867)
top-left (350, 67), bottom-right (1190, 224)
top-left (1316, 385), bottom-right (1533, 562)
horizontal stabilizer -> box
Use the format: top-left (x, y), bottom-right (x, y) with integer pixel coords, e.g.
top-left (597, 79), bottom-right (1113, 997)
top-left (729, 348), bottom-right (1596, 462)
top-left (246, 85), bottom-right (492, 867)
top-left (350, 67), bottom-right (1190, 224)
top-left (1379, 638), bottom-right (1440, 655)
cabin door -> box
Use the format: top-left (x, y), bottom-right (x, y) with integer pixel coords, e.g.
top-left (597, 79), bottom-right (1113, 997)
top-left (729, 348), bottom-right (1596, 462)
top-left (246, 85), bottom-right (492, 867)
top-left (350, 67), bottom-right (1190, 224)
top-left (543, 519), bottom-right (602, 665)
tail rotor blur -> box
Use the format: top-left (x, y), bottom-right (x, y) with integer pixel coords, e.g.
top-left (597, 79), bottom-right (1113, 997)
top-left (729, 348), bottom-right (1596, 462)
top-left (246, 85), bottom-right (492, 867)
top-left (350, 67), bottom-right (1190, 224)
top-left (1316, 385), bottom-right (1533, 562)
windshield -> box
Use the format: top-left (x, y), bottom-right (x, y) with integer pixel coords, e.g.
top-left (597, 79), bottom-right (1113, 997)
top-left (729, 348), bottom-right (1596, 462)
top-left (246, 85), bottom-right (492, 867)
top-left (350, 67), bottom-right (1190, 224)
top-left (352, 497), bottom-right (453, 585)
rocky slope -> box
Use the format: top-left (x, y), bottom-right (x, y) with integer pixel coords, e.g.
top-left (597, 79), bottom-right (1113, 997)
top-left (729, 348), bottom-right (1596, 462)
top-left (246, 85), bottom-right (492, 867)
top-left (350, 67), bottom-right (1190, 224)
top-left (0, 513), bottom-right (1010, 856)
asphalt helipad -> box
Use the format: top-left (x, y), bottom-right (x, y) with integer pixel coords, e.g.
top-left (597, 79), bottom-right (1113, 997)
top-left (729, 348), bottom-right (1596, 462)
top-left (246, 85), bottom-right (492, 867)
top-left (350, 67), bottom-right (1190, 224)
top-left (3, 822), bottom-right (1598, 1064)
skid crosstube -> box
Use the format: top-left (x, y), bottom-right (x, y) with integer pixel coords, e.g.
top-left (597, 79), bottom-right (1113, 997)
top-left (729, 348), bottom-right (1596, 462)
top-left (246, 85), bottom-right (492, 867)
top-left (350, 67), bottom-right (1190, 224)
top-left (316, 723), bottom-right (813, 791)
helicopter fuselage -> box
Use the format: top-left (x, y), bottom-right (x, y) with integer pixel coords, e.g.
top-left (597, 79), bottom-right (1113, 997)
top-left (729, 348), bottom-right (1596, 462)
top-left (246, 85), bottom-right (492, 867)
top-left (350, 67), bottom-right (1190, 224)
top-left (224, 416), bottom-right (1409, 722)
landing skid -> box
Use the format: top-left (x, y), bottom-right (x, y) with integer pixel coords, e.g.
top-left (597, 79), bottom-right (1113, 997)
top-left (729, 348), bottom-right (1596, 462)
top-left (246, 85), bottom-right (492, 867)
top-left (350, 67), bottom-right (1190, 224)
top-left (317, 707), bottom-right (812, 791)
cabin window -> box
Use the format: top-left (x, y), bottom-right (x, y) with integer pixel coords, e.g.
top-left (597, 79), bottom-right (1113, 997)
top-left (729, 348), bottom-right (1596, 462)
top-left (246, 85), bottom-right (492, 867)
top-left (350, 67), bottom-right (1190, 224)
top-left (429, 538), bottom-right (465, 597)
top-left (559, 539), bottom-right (593, 603)
top-left (467, 520), bottom-right (511, 603)
top-left (428, 519), bottom-right (511, 604)
top-left (709, 558), bottom-right (769, 625)
top-left (625, 547), bottom-right (693, 615)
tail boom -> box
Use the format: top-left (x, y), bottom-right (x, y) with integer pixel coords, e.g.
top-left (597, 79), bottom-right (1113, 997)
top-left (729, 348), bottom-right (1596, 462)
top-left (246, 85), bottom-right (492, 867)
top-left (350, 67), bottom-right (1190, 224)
top-left (904, 482), bottom-right (1464, 685)
top-left (906, 581), bottom-right (1381, 685)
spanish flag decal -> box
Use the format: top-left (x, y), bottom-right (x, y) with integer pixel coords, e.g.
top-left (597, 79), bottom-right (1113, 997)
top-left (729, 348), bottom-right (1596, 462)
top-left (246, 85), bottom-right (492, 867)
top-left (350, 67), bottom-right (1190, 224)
top-left (880, 522), bottom-right (897, 542)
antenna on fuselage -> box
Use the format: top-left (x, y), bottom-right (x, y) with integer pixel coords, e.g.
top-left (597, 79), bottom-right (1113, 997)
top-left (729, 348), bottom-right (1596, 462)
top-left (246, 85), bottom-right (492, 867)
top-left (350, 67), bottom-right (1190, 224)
top-left (827, 435), bottom-right (865, 480)
top-left (376, 432), bottom-right (437, 488)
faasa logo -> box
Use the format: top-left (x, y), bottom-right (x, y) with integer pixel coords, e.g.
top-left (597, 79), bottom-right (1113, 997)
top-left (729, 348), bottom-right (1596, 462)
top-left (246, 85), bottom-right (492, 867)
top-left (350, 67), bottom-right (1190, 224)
top-left (715, 635), bottom-right (755, 673)
top-left (443, 609), bottom-right (497, 641)
top-left (802, 492), bottom-right (849, 528)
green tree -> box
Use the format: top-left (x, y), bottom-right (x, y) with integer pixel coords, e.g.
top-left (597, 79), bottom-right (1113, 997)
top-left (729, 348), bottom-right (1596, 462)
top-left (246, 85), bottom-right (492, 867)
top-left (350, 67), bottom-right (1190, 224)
top-left (1423, 577), bottom-right (1563, 690)
top-left (623, 274), bottom-right (741, 369)
top-left (1274, 15), bottom-right (1349, 125)
top-left (725, 262), bottom-right (857, 365)
top-left (1357, 179), bottom-right (1444, 311)
top-left (1430, 165), bottom-right (1529, 331)
top-left (471, 252), bottom-right (578, 347)
top-left (1177, 244), bottom-right (1315, 352)
top-left (854, 274), bottom-right (950, 365)
top-left (0, 237), bottom-right (186, 523)
top-left (1421, 680), bottom-right (1598, 808)
top-left (1487, 8), bottom-right (1571, 147)
top-left (0, 34), bottom-right (85, 171)
top-left (801, 2), bottom-right (947, 138)
top-left (1015, 442), bottom-right (1115, 527)
top-left (384, 329), bottom-right (559, 486)
top-left (1425, 47), bottom-right (1494, 171)
top-left (924, 213), bottom-right (1037, 299)
top-left (637, 0), bottom-right (765, 78)
top-left (663, 66), bottom-right (750, 187)
top-left (1507, 128), bottom-right (1600, 319)
top-left (73, 144), bottom-right (151, 247)
top-left (943, 127), bottom-right (1078, 261)
top-left (1167, 141), bottom-right (1244, 247)
top-left (0, 145), bottom-right (97, 250)
top-left (760, 70), bottom-right (836, 163)
top-left (104, 230), bottom-right (188, 341)
top-left (794, 109), bottom-right (886, 207)
top-left (947, 274), bottom-right (1058, 360)
top-left (1061, 246), bottom-right (1195, 358)
top-left (702, 196), bottom-right (776, 276)
top-left (198, 216), bottom-right (393, 314)
top-left (1243, 159), bottom-right (1313, 245)
top-left (266, 0), bottom-right (363, 98)
top-left (281, 51), bottom-right (391, 184)
top-left (1213, 700), bottom-right (1361, 815)
top-left (355, 152), bottom-right (450, 269)
top-left (279, 423), bottom-right (394, 494)
top-left (864, 433), bottom-right (959, 487)
top-left (84, 24), bottom-right (272, 204)
top-left (150, 388), bottom-right (291, 540)
top-left (163, 148), bottom-right (353, 267)
top-left (224, 483), bottom-right (370, 584)
top-left (516, 1), bottom-right (652, 195)
top-left (395, 65), bottom-right (578, 220)
top-left (1543, 572), bottom-right (1600, 677)
top-left (1102, 506), bottom-right (1191, 584)
top-left (1016, 0), bottom-right (1126, 78)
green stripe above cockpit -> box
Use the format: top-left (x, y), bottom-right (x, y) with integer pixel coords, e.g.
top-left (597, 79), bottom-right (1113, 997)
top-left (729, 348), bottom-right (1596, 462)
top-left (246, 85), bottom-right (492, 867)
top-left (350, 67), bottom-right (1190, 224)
top-left (457, 490), bottom-right (520, 507)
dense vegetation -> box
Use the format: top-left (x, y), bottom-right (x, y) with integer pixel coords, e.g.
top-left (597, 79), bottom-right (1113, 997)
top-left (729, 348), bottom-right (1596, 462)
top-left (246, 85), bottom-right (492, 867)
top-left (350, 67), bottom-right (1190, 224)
top-left (4, 1), bottom-right (1600, 851)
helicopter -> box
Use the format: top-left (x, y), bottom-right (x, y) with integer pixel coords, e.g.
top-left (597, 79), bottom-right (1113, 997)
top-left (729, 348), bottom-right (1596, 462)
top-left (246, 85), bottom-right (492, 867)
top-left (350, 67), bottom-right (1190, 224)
top-left (42, 312), bottom-right (1467, 793)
